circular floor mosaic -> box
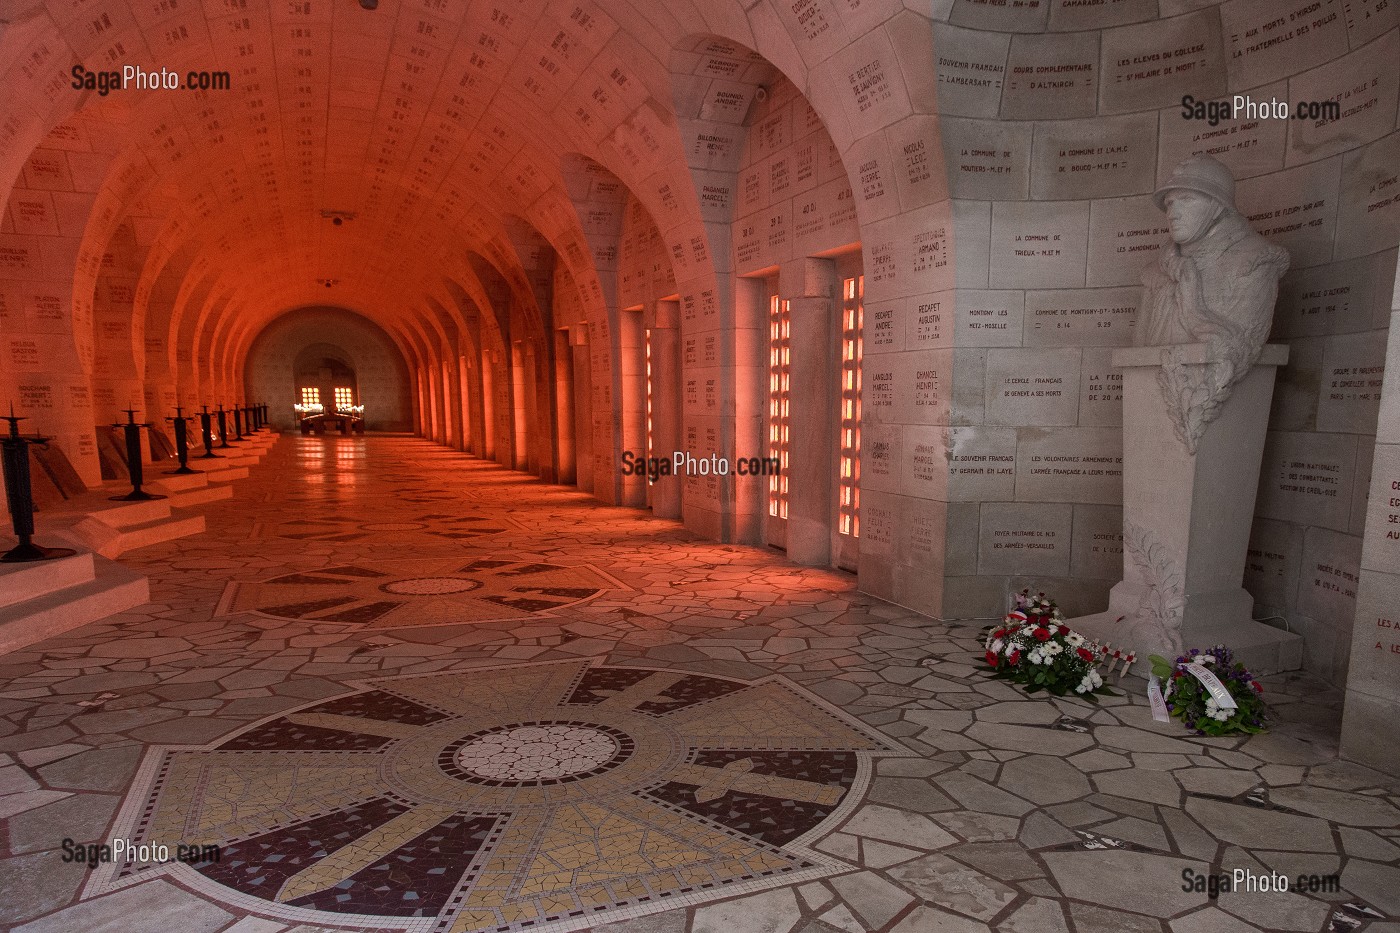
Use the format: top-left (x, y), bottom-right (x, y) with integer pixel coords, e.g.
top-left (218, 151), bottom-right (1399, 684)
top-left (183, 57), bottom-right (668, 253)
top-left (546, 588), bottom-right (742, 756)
top-left (227, 557), bottom-right (624, 628)
top-left (91, 660), bottom-right (910, 933)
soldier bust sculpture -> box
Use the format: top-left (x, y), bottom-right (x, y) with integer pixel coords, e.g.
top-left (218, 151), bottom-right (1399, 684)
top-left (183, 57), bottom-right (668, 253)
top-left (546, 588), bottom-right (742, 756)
top-left (1134, 154), bottom-right (1290, 452)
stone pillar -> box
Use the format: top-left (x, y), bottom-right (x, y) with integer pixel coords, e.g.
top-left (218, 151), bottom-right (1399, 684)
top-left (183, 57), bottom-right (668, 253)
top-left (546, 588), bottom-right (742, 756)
top-left (1340, 312), bottom-right (1400, 775)
top-left (1071, 343), bottom-right (1303, 672)
top-left (650, 302), bottom-right (681, 520)
top-left (780, 260), bottom-right (836, 566)
top-left (618, 309), bottom-right (646, 507)
top-left (572, 334), bottom-right (593, 494)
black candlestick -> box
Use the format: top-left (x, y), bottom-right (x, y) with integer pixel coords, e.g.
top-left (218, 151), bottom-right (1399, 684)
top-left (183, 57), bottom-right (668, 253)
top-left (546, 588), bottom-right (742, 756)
top-left (233, 404), bottom-right (245, 441)
top-left (1, 406), bottom-right (77, 562)
top-left (198, 405), bottom-right (221, 459)
top-left (216, 404), bottom-right (233, 449)
top-left (164, 406), bottom-right (200, 475)
top-left (110, 409), bottom-right (166, 502)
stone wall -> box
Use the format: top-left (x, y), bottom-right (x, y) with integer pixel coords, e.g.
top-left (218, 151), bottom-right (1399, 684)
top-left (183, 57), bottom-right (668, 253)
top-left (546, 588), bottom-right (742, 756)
top-left (914, 0), bottom-right (1400, 686)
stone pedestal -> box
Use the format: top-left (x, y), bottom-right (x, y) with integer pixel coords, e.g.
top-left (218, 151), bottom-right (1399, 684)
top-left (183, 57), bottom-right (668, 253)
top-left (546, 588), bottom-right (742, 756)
top-left (1070, 343), bottom-right (1303, 673)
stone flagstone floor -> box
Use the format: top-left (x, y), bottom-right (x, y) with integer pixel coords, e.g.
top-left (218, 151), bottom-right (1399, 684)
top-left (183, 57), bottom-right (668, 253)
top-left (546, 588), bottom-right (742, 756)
top-left (1, 435), bottom-right (1398, 933)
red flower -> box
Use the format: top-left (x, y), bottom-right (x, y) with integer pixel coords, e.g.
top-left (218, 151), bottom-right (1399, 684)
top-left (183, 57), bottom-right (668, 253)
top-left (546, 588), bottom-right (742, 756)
top-left (985, 650), bottom-right (999, 668)
top-left (992, 628), bottom-right (1007, 639)
top-left (1033, 627), bottom-right (1052, 641)
top-left (1057, 625), bottom-right (1070, 636)
top-left (1173, 670), bottom-right (1184, 679)
top-left (1007, 649), bottom-right (1021, 665)
top-left (1251, 681), bottom-right (1263, 693)
top-left (1076, 647), bottom-right (1095, 662)
top-left (1031, 614), bottom-right (1048, 626)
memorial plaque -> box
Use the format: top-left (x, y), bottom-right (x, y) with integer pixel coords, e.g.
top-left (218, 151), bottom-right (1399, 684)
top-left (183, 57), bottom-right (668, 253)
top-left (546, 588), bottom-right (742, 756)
top-left (905, 292), bottom-right (953, 350)
top-left (1071, 504), bottom-right (1127, 580)
top-left (1297, 526), bottom-right (1363, 625)
top-left (1335, 132), bottom-right (1400, 264)
top-left (902, 425), bottom-right (950, 499)
top-left (978, 502), bottom-right (1074, 576)
top-left (1315, 331), bottom-right (1386, 435)
top-left (733, 210), bottom-right (763, 274)
top-left (1078, 347), bottom-right (1125, 427)
top-left (1016, 426), bottom-right (1123, 504)
top-left (861, 491), bottom-right (896, 557)
top-left (845, 131), bottom-right (898, 222)
top-left (866, 353), bottom-right (898, 421)
top-left (1348, 567), bottom-right (1400, 703)
top-left (1031, 112), bottom-right (1157, 200)
top-left (932, 23), bottom-right (1010, 119)
top-left (889, 115), bottom-right (953, 207)
top-left (801, 177), bottom-right (857, 256)
top-left (830, 30), bottom-right (908, 135)
top-left (1244, 518), bottom-right (1305, 610)
top-left (1220, 0), bottom-right (1349, 90)
top-left (752, 108), bottom-right (792, 161)
top-left (955, 289), bottom-right (1025, 348)
top-left (939, 116), bottom-right (1031, 201)
top-left (985, 347), bottom-right (1082, 426)
top-left (1257, 430), bottom-right (1357, 531)
top-left (947, 426), bottom-right (1017, 501)
top-left (738, 163), bottom-right (766, 216)
top-left (1000, 31), bottom-right (1098, 120)
top-left (862, 423), bottom-right (900, 494)
top-left (10, 193), bottom-right (58, 237)
top-left (1361, 443), bottom-right (1400, 573)
top-left (1274, 251), bottom-right (1393, 339)
top-left (950, 0), bottom-right (1050, 33)
top-left (1343, 0), bottom-right (1400, 47)
top-left (1048, 0), bottom-right (1156, 31)
top-left (1024, 287), bottom-right (1139, 347)
top-left (1086, 194), bottom-right (1169, 288)
top-left (1286, 30), bottom-right (1398, 165)
top-left (892, 348), bottom-right (953, 425)
top-left (988, 200), bottom-right (1090, 289)
top-left (866, 298), bottom-right (898, 351)
top-left (1100, 9), bottom-right (1225, 114)
top-left (899, 496), bottom-right (949, 567)
top-left (698, 79), bottom-right (757, 123)
top-left (1236, 156), bottom-right (1341, 268)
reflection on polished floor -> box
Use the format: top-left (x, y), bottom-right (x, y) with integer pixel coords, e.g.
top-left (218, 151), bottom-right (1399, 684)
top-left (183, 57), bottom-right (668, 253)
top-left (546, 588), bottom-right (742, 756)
top-left (1, 436), bottom-right (1398, 933)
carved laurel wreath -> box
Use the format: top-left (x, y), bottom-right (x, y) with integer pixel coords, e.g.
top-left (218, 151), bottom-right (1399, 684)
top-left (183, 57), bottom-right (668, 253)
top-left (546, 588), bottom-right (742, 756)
top-left (1123, 519), bottom-right (1185, 656)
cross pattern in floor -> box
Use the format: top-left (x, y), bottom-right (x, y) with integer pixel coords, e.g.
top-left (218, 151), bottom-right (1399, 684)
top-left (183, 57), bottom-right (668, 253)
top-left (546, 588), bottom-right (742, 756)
top-left (1, 436), bottom-right (1398, 933)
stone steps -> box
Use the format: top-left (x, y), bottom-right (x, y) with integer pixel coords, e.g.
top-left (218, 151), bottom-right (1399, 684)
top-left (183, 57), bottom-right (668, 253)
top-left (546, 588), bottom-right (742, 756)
top-left (0, 553), bottom-right (149, 655)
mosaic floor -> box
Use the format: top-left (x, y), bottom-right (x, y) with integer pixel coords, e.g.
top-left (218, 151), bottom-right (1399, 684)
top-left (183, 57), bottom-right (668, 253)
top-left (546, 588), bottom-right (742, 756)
top-left (2, 436), bottom-right (1399, 933)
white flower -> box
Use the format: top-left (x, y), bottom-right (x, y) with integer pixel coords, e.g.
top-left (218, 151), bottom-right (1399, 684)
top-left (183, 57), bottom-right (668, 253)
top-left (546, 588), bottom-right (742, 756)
top-left (1044, 641), bottom-right (1063, 656)
top-left (1066, 633), bottom-right (1085, 647)
top-left (990, 639), bottom-right (1004, 654)
top-left (1021, 625), bottom-right (1037, 637)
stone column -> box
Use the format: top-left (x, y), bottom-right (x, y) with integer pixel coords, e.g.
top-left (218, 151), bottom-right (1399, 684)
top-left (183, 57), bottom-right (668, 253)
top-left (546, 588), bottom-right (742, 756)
top-left (1340, 314), bottom-right (1400, 775)
top-left (780, 260), bottom-right (836, 566)
top-left (650, 302), bottom-right (682, 520)
top-left (571, 332), bottom-right (593, 494)
top-left (1071, 343), bottom-right (1303, 672)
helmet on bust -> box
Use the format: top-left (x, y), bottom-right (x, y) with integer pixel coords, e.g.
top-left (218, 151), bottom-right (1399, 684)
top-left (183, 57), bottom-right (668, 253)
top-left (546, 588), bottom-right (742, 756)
top-left (1153, 154), bottom-right (1237, 211)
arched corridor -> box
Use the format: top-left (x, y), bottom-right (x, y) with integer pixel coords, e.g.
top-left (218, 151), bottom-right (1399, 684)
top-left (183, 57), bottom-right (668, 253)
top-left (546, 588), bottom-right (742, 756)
top-left (4, 0), bottom-right (1400, 928)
